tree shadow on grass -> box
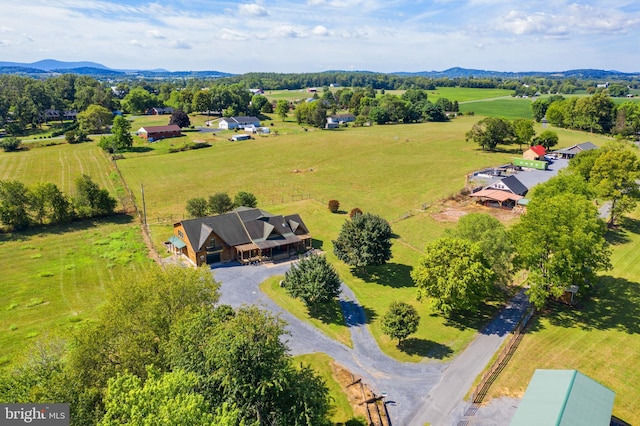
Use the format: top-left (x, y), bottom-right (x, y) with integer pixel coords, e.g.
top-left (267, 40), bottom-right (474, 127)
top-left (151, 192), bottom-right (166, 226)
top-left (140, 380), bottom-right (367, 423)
top-left (353, 263), bottom-right (414, 289)
top-left (309, 299), bottom-right (346, 327)
top-left (441, 305), bottom-right (500, 332)
top-left (547, 275), bottom-right (640, 334)
top-left (125, 146), bottom-right (153, 153)
top-left (605, 216), bottom-right (640, 246)
top-left (311, 238), bottom-right (324, 250)
top-left (397, 338), bottom-right (453, 359)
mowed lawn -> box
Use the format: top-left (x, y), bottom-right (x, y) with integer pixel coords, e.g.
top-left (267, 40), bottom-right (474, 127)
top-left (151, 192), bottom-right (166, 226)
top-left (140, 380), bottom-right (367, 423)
top-left (484, 211), bottom-right (640, 423)
top-left (0, 142), bottom-right (120, 203)
top-left (117, 114), bottom-right (613, 362)
top-left (0, 216), bottom-right (152, 368)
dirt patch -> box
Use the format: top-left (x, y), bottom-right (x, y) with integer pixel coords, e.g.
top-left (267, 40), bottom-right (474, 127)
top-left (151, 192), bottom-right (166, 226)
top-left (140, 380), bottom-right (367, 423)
top-left (430, 199), bottom-right (521, 225)
top-left (331, 361), bottom-right (389, 426)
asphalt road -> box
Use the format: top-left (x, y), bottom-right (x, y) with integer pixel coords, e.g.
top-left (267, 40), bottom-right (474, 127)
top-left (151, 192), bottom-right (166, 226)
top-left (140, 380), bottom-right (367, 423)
top-left (213, 261), bottom-right (529, 426)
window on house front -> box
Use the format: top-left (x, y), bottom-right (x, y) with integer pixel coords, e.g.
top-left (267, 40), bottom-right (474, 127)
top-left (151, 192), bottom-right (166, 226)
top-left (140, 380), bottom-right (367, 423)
top-left (178, 230), bottom-right (184, 239)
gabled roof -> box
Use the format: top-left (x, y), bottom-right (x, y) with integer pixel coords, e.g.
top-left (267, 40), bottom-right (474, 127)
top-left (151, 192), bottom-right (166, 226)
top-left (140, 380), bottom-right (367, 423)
top-left (469, 189), bottom-right (523, 203)
top-left (177, 208), bottom-right (309, 254)
top-left (555, 142), bottom-right (598, 156)
top-left (486, 175), bottom-right (528, 196)
top-left (510, 369), bottom-right (615, 426)
top-left (138, 124), bottom-right (181, 133)
top-left (529, 145), bottom-right (546, 156)
top-left (220, 116), bottom-right (261, 123)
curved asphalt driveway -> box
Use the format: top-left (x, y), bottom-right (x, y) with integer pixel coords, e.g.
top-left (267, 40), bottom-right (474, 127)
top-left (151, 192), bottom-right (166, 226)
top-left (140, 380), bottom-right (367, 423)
top-left (213, 262), bottom-right (529, 426)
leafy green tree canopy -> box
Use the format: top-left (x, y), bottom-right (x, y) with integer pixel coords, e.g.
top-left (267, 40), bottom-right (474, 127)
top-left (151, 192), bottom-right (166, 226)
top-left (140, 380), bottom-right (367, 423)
top-left (185, 197), bottom-right (209, 218)
top-left (511, 193), bottom-right (611, 309)
top-left (465, 117), bottom-right (515, 151)
top-left (412, 237), bottom-right (494, 315)
top-left (233, 191), bottom-right (258, 208)
top-left (208, 192), bottom-right (234, 215)
top-left (333, 212), bottom-right (393, 268)
top-left (283, 254), bottom-right (342, 312)
top-left (98, 115), bottom-right (133, 153)
top-left (77, 104), bottom-right (112, 134)
top-left (532, 129), bottom-right (559, 150)
top-left (168, 109), bottom-right (191, 128)
top-left (381, 301), bottom-right (420, 345)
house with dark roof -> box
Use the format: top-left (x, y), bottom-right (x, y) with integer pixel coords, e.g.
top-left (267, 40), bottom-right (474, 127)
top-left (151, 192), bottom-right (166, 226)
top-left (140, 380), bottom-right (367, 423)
top-left (168, 207), bottom-right (312, 266)
top-left (218, 116), bottom-right (261, 130)
top-left (469, 175), bottom-right (528, 209)
top-left (148, 107), bottom-right (174, 115)
top-left (555, 142), bottom-right (598, 159)
top-left (136, 124), bottom-right (182, 141)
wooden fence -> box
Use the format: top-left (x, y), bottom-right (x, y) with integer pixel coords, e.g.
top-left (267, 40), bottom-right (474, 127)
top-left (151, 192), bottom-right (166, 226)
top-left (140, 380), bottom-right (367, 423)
top-left (470, 306), bottom-right (535, 404)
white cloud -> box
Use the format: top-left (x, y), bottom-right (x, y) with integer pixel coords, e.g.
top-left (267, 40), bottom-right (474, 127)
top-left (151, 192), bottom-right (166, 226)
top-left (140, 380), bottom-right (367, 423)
top-left (130, 39), bottom-right (145, 47)
top-left (220, 28), bottom-right (249, 41)
top-left (169, 40), bottom-right (192, 49)
top-left (312, 25), bottom-right (329, 36)
top-left (0, 40), bottom-right (10, 46)
top-left (272, 25), bottom-right (307, 38)
top-left (239, 3), bottom-right (269, 17)
top-left (1, 26), bottom-right (14, 33)
top-left (145, 30), bottom-right (166, 39)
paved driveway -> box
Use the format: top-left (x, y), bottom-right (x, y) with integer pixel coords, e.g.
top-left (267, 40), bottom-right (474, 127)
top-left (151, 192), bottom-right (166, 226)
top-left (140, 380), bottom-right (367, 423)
top-left (213, 261), bottom-right (528, 426)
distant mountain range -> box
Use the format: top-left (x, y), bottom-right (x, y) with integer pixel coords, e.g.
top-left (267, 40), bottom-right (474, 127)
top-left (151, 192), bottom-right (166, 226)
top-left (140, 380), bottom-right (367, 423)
top-left (0, 59), bottom-right (234, 79)
top-left (0, 59), bottom-right (638, 80)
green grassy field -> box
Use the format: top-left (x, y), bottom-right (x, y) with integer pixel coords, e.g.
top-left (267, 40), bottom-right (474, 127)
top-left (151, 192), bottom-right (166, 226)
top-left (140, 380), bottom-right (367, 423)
top-left (459, 98), bottom-right (533, 119)
top-left (117, 113), bottom-right (613, 362)
top-left (0, 142), bottom-right (119, 198)
top-left (484, 210), bottom-right (640, 423)
top-left (0, 216), bottom-right (152, 368)
top-left (293, 353), bottom-right (357, 424)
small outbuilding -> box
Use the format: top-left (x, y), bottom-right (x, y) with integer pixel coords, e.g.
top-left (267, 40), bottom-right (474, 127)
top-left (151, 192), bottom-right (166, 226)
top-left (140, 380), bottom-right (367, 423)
top-left (523, 145), bottom-right (547, 161)
top-left (554, 142), bottom-right (598, 159)
top-left (510, 369), bottom-right (615, 426)
top-left (136, 124), bottom-right (182, 141)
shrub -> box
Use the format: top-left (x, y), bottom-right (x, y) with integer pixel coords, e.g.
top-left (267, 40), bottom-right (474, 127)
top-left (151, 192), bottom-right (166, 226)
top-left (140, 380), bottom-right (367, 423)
top-left (328, 199), bottom-right (340, 213)
top-left (349, 207), bottom-right (363, 218)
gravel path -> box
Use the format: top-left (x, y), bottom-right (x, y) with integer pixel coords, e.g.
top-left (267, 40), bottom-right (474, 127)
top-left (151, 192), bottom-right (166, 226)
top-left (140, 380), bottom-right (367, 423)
top-left (213, 261), bottom-right (529, 426)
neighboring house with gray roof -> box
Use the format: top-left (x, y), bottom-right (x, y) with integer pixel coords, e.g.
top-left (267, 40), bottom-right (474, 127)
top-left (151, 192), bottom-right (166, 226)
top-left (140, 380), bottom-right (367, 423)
top-left (168, 207), bottom-right (311, 266)
top-left (485, 175), bottom-right (528, 196)
top-left (218, 116), bottom-right (261, 130)
top-left (554, 142), bottom-right (598, 159)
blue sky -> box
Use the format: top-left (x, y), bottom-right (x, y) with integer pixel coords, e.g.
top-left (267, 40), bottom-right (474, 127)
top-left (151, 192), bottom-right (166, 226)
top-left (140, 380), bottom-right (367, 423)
top-left (2, 0), bottom-right (639, 73)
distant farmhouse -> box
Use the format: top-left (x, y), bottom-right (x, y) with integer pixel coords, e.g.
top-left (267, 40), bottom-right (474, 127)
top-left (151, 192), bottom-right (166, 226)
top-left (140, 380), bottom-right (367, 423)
top-left (147, 106), bottom-right (174, 115)
top-left (168, 207), bottom-right (312, 267)
top-left (218, 116), bottom-right (261, 130)
top-left (326, 114), bottom-right (357, 129)
top-left (136, 124), bottom-right (182, 141)
top-left (43, 109), bottom-right (78, 122)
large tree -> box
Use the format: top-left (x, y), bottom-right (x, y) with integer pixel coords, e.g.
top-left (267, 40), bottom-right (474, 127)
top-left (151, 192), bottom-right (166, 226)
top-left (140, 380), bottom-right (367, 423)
top-left (74, 174), bottom-right (116, 218)
top-left (168, 109), bottom-right (191, 128)
top-left (381, 301), bottom-right (420, 345)
top-left (283, 254), bottom-right (341, 312)
top-left (208, 192), bottom-right (234, 215)
top-left (30, 182), bottom-right (72, 225)
top-left (98, 115), bottom-right (133, 153)
top-left (0, 180), bottom-right (31, 230)
top-left (532, 129), bottom-right (559, 150)
top-left (590, 145), bottom-right (640, 227)
top-left (77, 104), bottom-right (112, 134)
top-left (333, 212), bottom-right (393, 269)
top-left (511, 193), bottom-right (611, 309)
top-left (276, 99), bottom-right (289, 121)
top-left (411, 237), bottom-right (494, 315)
top-left (185, 197), bottom-right (209, 218)
top-left (445, 213), bottom-right (513, 287)
top-left (233, 191), bottom-right (258, 208)
top-left (207, 307), bottom-right (331, 425)
top-left (513, 118), bottom-right (535, 152)
top-left (465, 117), bottom-right (515, 151)
top-left (121, 87), bottom-right (156, 114)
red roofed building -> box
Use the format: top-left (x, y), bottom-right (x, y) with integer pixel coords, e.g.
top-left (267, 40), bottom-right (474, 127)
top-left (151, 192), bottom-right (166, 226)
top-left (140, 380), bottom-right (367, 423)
top-left (523, 145), bottom-right (547, 161)
top-left (137, 124), bottom-right (182, 141)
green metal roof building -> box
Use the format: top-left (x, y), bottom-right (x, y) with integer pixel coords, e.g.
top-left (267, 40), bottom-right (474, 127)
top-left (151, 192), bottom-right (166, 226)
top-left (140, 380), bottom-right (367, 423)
top-left (510, 370), bottom-right (615, 426)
